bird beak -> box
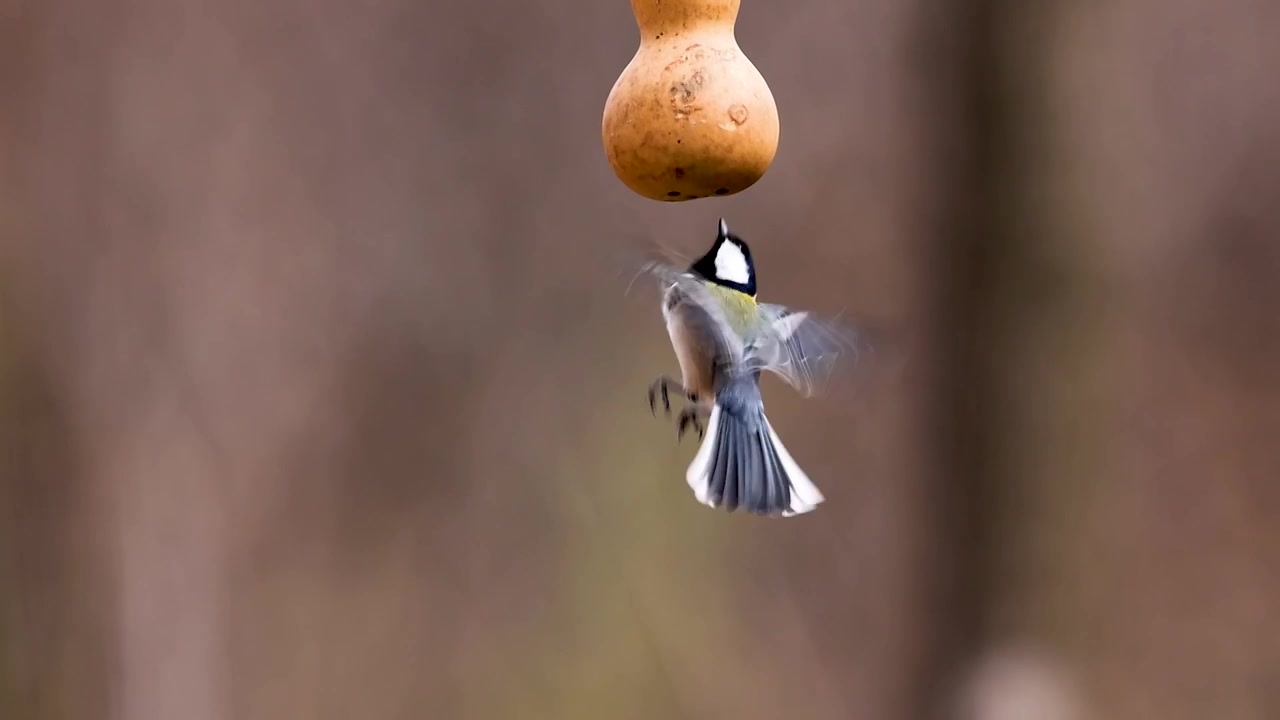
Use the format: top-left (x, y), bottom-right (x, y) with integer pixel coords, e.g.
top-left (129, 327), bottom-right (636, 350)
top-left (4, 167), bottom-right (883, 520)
top-left (717, 218), bottom-right (729, 239)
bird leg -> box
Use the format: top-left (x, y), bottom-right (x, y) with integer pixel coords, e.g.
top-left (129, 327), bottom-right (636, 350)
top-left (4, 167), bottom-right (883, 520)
top-left (676, 405), bottom-right (709, 443)
top-left (647, 376), bottom-right (695, 417)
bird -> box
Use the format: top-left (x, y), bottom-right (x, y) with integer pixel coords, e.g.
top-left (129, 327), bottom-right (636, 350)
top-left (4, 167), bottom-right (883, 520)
top-left (640, 218), bottom-right (856, 517)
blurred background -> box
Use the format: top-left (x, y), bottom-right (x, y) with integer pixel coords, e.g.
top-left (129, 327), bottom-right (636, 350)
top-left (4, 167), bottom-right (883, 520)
top-left (2, 1), bottom-right (1278, 718)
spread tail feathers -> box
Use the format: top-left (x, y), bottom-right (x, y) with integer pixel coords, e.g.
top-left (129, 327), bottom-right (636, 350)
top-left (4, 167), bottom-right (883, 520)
top-left (685, 402), bottom-right (824, 517)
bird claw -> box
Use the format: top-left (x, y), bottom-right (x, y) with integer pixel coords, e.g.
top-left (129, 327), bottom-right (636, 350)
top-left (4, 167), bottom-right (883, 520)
top-left (648, 377), bottom-right (703, 440)
top-left (647, 378), bottom-right (673, 417)
top-left (648, 376), bottom-right (690, 418)
top-left (677, 407), bottom-right (705, 443)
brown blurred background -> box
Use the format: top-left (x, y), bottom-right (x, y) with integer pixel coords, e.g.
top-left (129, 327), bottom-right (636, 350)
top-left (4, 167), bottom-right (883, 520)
top-left (2, 1), bottom-right (1278, 719)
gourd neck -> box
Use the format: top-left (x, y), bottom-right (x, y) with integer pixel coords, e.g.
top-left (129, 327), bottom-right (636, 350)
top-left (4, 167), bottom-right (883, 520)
top-left (630, 0), bottom-right (740, 34)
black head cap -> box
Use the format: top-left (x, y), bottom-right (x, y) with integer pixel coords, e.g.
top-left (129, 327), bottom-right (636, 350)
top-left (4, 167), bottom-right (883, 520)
top-left (690, 218), bottom-right (757, 296)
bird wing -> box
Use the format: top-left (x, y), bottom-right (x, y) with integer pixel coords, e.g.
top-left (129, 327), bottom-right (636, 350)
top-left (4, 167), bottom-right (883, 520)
top-left (633, 259), bottom-right (859, 396)
top-left (746, 302), bottom-right (863, 398)
top-left (639, 260), bottom-right (747, 367)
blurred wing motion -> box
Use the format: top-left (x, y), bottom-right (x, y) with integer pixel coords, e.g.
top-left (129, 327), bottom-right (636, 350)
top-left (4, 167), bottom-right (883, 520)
top-left (631, 256), bottom-right (863, 397)
top-left (633, 258), bottom-right (745, 363)
top-left (746, 302), bottom-right (863, 398)
top-left (619, 241), bottom-right (692, 298)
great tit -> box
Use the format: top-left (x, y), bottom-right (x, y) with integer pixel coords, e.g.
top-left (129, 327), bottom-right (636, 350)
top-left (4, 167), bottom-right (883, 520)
top-left (642, 218), bottom-right (853, 517)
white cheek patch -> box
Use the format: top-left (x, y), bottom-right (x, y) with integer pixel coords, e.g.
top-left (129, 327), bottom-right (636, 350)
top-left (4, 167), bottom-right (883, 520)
top-left (714, 242), bottom-right (751, 285)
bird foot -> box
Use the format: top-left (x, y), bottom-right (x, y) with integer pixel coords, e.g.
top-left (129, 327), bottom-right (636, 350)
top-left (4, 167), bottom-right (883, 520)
top-left (676, 406), bottom-right (707, 443)
top-left (647, 376), bottom-right (694, 417)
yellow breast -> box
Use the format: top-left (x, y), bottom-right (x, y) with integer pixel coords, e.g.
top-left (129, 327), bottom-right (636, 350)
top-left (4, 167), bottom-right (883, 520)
top-left (704, 284), bottom-right (758, 339)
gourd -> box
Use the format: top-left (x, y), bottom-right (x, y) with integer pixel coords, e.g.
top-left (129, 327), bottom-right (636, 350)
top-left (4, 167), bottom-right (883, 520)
top-left (601, 0), bottom-right (780, 202)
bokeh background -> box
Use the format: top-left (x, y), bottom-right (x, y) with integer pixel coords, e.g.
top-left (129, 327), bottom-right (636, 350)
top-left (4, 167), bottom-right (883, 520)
top-left (2, 1), bottom-right (1278, 719)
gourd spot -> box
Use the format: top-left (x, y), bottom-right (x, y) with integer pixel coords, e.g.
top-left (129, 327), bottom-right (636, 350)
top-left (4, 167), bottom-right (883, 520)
top-left (715, 188), bottom-right (728, 195)
top-left (671, 71), bottom-right (705, 105)
top-left (728, 104), bottom-right (749, 125)
top-left (667, 191), bottom-right (681, 197)
top-left (674, 167), bottom-right (685, 178)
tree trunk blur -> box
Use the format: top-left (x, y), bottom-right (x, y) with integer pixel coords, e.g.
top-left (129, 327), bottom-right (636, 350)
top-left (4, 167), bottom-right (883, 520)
top-left (939, 2), bottom-right (1280, 719)
top-left (2, 1), bottom-right (1277, 720)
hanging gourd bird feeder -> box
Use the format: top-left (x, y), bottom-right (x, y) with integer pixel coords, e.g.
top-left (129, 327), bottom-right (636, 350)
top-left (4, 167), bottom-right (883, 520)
top-left (602, 0), bottom-right (780, 202)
